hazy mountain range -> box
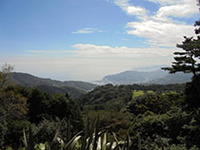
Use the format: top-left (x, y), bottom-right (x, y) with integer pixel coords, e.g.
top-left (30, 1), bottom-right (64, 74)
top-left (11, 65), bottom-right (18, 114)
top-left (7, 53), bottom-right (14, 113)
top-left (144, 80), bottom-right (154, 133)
top-left (10, 72), bottom-right (97, 99)
top-left (101, 69), bottom-right (192, 85)
top-left (8, 69), bottom-right (193, 98)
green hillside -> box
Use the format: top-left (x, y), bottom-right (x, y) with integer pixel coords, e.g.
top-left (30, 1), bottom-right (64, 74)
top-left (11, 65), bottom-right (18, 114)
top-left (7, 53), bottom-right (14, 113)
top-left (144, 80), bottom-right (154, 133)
top-left (10, 72), bottom-right (97, 99)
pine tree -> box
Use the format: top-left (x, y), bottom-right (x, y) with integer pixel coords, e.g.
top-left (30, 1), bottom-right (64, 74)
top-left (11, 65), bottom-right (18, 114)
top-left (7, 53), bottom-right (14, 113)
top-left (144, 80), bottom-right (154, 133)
top-left (163, 21), bottom-right (200, 78)
top-left (163, 20), bottom-right (200, 109)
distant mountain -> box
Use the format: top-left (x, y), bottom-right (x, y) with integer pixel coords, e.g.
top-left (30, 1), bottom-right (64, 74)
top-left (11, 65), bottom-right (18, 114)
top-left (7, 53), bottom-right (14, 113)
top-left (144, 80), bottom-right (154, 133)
top-left (133, 65), bottom-right (167, 72)
top-left (150, 72), bottom-right (193, 84)
top-left (10, 72), bottom-right (97, 99)
top-left (102, 69), bottom-right (192, 85)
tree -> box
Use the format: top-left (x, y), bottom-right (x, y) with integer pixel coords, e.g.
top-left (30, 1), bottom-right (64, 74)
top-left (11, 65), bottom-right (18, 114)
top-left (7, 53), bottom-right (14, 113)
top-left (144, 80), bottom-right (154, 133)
top-left (0, 64), bottom-right (14, 146)
top-left (0, 64), bottom-right (30, 148)
top-left (163, 20), bottom-right (200, 108)
top-left (163, 21), bottom-right (200, 78)
top-left (0, 64), bottom-right (14, 88)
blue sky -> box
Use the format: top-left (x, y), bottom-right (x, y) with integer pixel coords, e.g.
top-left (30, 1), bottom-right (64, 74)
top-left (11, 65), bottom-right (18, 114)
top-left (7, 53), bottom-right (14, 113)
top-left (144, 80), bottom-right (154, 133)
top-left (0, 0), bottom-right (199, 81)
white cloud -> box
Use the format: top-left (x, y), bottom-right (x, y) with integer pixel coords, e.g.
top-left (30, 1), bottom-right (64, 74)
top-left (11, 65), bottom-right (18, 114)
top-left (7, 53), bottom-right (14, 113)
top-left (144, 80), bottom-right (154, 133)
top-left (113, 0), bottom-right (148, 20)
top-left (72, 28), bottom-right (103, 34)
top-left (147, 0), bottom-right (178, 5)
top-left (27, 44), bottom-right (175, 57)
top-left (112, 0), bottom-right (199, 47)
top-left (126, 20), bottom-right (194, 47)
top-left (72, 43), bottom-right (175, 57)
top-left (155, 0), bottom-right (198, 18)
top-left (28, 50), bottom-right (73, 54)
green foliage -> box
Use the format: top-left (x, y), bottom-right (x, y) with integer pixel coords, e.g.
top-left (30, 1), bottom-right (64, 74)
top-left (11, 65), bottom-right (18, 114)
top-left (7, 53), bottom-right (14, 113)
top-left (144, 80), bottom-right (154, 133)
top-left (5, 120), bottom-right (30, 149)
top-left (129, 84), bottom-right (185, 92)
top-left (22, 125), bottom-right (35, 150)
top-left (170, 144), bottom-right (199, 150)
top-left (0, 87), bottom-right (29, 148)
top-left (16, 87), bottom-right (83, 131)
top-left (82, 84), bottom-right (133, 111)
top-left (128, 92), bottom-right (183, 116)
top-left (178, 108), bottom-right (200, 148)
top-left (21, 116), bottom-right (133, 150)
top-left (127, 91), bottom-right (195, 149)
top-left (0, 108), bottom-right (7, 146)
top-left (0, 83), bottom-right (83, 148)
top-left (35, 117), bottom-right (75, 144)
top-left (131, 108), bottom-right (191, 147)
top-left (84, 110), bottom-right (131, 138)
top-left (2, 82), bottom-right (200, 149)
top-left (83, 84), bottom-right (185, 111)
top-left (36, 85), bottom-right (87, 100)
top-left (80, 116), bottom-right (133, 150)
top-left (132, 90), bottom-right (145, 98)
top-left (184, 77), bottom-right (200, 109)
top-left (0, 64), bottom-right (14, 88)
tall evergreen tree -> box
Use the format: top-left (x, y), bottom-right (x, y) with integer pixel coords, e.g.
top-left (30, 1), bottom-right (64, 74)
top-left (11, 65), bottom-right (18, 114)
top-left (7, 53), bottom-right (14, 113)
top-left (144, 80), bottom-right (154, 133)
top-left (163, 20), bottom-right (200, 109)
top-left (163, 21), bottom-right (200, 78)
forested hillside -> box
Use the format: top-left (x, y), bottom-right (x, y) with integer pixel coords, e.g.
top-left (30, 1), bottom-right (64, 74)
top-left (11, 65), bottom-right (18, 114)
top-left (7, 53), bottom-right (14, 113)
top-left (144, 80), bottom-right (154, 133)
top-left (81, 83), bottom-right (184, 111)
top-left (9, 72), bottom-right (97, 99)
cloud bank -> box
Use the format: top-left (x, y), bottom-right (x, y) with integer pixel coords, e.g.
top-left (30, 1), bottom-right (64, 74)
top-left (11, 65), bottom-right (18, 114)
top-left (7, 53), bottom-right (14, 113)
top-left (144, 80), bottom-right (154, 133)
top-left (3, 44), bottom-right (174, 81)
top-left (112, 0), bottom-right (199, 47)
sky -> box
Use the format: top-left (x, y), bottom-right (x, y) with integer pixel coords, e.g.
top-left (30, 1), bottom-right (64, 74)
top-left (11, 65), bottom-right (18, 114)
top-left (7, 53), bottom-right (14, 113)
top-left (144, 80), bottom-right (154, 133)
top-left (0, 0), bottom-right (199, 81)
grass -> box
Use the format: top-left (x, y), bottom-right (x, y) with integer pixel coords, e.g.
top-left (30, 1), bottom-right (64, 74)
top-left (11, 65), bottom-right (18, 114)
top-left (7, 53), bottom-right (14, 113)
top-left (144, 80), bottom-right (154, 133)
top-left (161, 91), bottom-right (179, 96)
top-left (132, 90), bottom-right (145, 98)
top-left (147, 90), bottom-right (154, 94)
top-left (132, 90), bottom-right (155, 98)
top-left (132, 90), bottom-right (179, 99)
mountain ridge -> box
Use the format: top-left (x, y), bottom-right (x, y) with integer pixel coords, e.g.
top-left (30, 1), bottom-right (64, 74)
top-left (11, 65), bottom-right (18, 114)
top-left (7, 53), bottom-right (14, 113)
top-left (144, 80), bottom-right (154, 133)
top-left (10, 72), bottom-right (97, 99)
top-left (101, 69), bottom-right (192, 85)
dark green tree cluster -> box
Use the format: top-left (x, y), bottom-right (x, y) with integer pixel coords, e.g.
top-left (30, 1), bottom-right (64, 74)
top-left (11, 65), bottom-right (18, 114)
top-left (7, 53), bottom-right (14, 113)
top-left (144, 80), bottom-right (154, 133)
top-left (125, 20), bottom-right (200, 149)
top-left (0, 65), bottom-right (83, 149)
top-left (127, 92), bottom-right (185, 148)
top-left (127, 91), bottom-right (200, 149)
top-left (82, 84), bottom-right (132, 111)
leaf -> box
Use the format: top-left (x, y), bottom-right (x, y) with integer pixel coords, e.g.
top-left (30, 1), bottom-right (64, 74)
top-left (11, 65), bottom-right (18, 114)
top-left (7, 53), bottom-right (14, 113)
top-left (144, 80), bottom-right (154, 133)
top-left (64, 131), bottom-right (82, 150)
